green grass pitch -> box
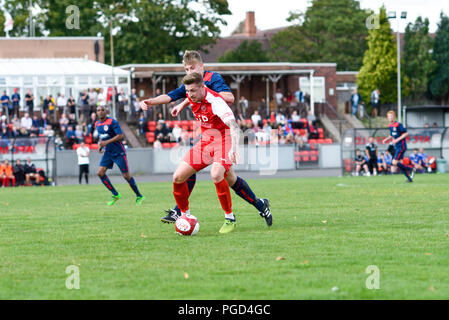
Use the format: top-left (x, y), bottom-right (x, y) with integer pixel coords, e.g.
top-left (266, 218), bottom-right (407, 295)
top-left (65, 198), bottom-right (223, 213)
top-left (1, 173), bottom-right (449, 299)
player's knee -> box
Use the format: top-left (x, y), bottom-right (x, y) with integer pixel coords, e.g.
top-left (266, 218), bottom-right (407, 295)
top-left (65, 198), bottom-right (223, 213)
top-left (173, 172), bottom-right (186, 184)
top-left (210, 170), bottom-right (224, 183)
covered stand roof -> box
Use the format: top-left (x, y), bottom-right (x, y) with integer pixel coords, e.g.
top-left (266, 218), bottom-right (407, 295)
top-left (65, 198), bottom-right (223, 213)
top-left (0, 58), bottom-right (129, 77)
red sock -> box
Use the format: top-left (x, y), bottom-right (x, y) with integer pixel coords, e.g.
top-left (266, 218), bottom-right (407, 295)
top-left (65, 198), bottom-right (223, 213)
top-left (5, 177), bottom-right (9, 187)
top-left (214, 179), bottom-right (232, 214)
top-left (173, 182), bottom-right (190, 213)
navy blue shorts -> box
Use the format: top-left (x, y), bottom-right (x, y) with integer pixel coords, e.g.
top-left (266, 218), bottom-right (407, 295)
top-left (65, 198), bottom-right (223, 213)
top-left (99, 153), bottom-right (129, 173)
top-left (394, 147), bottom-right (406, 161)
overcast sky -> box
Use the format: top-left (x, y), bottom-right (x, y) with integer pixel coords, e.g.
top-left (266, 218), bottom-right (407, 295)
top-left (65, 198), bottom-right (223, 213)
top-left (220, 0), bottom-right (449, 36)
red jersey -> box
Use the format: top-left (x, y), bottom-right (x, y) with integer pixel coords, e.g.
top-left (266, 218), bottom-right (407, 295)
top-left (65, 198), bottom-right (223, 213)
top-left (187, 87), bottom-right (235, 138)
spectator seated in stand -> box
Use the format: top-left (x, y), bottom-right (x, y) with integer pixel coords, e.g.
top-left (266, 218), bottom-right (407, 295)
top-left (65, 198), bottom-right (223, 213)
top-left (409, 148), bottom-right (425, 173)
top-left (59, 113), bottom-right (69, 134)
top-left (13, 159), bottom-right (26, 186)
top-left (251, 110), bottom-right (262, 128)
top-left (43, 125), bottom-right (55, 137)
top-left (172, 123), bottom-right (182, 142)
top-left (75, 125), bottom-right (85, 143)
top-left (154, 122), bottom-right (174, 143)
top-left (66, 125), bottom-right (76, 148)
top-left (29, 125), bottom-right (39, 137)
top-left (354, 149), bottom-right (369, 176)
top-left (0, 159), bottom-right (15, 187)
top-left (378, 152), bottom-right (392, 174)
top-left (307, 120), bottom-right (319, 140)
top-left (24, 157), bottom-right (40, 185)
top-left (418, 147), bottom-right (433, 173)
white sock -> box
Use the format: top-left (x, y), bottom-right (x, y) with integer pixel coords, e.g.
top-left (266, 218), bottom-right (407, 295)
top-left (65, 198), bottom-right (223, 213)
top-left (225, 212), bottom-right (235, 221)
top-left (181, 209), bottom-right (190, 215)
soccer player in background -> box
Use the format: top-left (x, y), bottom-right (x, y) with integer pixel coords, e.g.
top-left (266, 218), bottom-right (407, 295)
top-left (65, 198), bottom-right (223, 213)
top-left (171, 73), bottom-right (271, 233)
top-left (95, 105), bottom-right (145, 205)
top-left (382, 111), bottom-right (415, 182)
top-left (141, 51), bottom-right (271, 226)
top-left (365, 136), bottom-right (378, 176)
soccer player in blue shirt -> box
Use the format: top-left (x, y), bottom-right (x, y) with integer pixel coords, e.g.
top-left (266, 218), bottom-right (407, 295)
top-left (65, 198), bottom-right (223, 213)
top-left (141, 50), bottom-right (272, 226)
top-left (382, 110), bottom-right (415, 182)
top-left (95, 105), bottom-right (145, 205)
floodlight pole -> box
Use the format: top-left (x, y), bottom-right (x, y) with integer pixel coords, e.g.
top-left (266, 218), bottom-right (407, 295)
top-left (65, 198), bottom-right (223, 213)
top-left (110, 18), bottom-right (116, 119)
top-left (396, 19), bottom-right (402, 123)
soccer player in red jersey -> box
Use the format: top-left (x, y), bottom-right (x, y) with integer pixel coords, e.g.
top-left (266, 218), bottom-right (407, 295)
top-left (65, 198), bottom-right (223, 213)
top-left (172, 72), bottom-right (271, 233)
top-left (141, 51), bottom-right (271, 226)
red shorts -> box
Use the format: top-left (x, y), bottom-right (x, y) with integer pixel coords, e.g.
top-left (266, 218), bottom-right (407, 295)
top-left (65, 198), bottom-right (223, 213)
top-left (183, 134), bottom-right (232, 172)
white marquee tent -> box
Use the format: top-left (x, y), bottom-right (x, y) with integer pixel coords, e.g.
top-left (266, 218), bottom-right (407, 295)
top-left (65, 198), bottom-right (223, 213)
top-left (0, 58), bottom-right (130, 111)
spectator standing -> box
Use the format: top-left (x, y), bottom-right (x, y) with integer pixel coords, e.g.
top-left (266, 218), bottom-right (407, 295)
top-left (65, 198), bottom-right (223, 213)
top-left (57, 93), bottom-right (67, 115)
top-left (239, 95), bottom-right (249, 118)
top-left (350, 89), bottom-right (362, 117)
top-left (1, 91), bottom-right (10, 118)
top-left (370, 88), bottom-right (380, 117)
top-left (76, 141), bottom-right (90, 184)
top-left (25, 89), bottom-right (34, 115)
top-left (130, 88), bottom-right (138, 119)
top-left (67, 95), bottom-right (76, 115)
top-left (11, 88), bottom-right (20, 117)
top-left (80, 90), bottom-right (90, 122)
top-left (97, 88), bottom-right (107, 108)
top-left (88, 88), bottom-right (98, 114)
top-left (275, 88), bottom-right (283, 107)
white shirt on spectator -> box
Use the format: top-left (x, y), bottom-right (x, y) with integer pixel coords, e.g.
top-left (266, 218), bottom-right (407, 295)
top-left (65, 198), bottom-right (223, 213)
top-left (21, 116), bottom-right (32, 130)
top-left (275, 92), bottom-right (283, 105)
top-left (57, 96), bottom-right (67, 108)
top-left (97, 92), bottom-right (106, 106)
top-left (251, 113), bottom-right (262, 127)
top-left (76, 145), bottom-right (90, 165)
top-left (172, 126), bottom-right (182, 141)
top-left (276, 113), bottom-right (285, 124)
top-left (291, 114), bottom-right (301, 122)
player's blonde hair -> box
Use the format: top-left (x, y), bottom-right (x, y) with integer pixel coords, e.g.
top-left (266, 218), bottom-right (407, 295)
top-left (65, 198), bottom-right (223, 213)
top-left (182, 50), bottom-right (203, 66)
top-left (387, 110), bottom-right (396, 118)
top-left (182, 72), bottom-right (203, 86)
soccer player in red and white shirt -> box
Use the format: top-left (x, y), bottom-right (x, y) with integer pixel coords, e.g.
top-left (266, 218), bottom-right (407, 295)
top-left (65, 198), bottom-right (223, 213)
top-left (172, 72), bottom-right (272, 233)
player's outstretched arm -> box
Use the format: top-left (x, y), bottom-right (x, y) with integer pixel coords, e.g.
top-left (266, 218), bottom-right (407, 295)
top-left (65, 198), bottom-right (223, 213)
top-left (219, 92), bottom-right (235, 104)
top-left (171, 99), bottom-right (191, 117)
top-left (382, 135), bottom-right (393, 144)
top-left (140, 95), bottom-right (172, 111)
top-left (225, 118), bottom-right (240, 164)
top-left (392, 132), bottom-right (408, 145)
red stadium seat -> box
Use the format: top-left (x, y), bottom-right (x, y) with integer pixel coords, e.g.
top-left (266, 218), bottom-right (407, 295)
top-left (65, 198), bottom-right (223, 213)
top-left (325, 138), bottom-right (333, 144)
top-left (162, 143), bottom-right (172, 148)
top-left (72, 144), bottom-right (80, 150)
top-left (89, 144), bottom-right (99, 150)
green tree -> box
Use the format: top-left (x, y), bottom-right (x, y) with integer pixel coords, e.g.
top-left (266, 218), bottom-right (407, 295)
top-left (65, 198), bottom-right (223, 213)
top-left (357, 7), bottom-right (408, 106)
top-left (2, 0), bottom-right (231, 65)
top-left (428, 12), bottom-right (449, 104)
top-left (403, 17), bottom-right (436, 102)
top-left (0, 0), bottom-right (46, 36)
top-left (218, 40), bottom-right (269, 62)
top-left (269, 0), bottom-right (369, 71)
